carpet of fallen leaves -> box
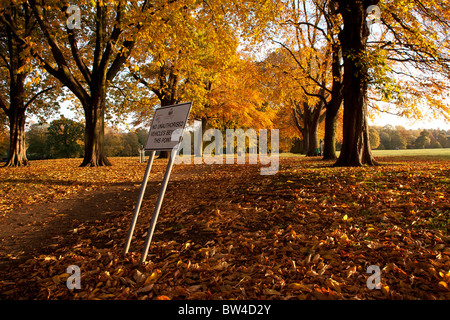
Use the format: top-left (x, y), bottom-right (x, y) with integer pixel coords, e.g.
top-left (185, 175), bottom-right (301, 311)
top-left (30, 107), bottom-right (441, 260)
top-left (0, 156), bottom-right (449, 300)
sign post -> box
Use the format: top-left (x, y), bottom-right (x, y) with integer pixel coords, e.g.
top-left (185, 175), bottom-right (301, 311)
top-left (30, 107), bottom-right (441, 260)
top-left (123, 102), bottom-right (192, 263)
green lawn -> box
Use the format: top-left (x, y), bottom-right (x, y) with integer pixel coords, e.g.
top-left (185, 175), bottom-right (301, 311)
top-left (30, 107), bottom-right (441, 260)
top-left (372, 148), bottom-right (450, 159)
top-left (281, 148), bottom-right (450, 160)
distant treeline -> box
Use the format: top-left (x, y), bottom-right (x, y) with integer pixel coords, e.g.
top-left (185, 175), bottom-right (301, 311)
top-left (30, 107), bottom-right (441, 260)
top-left (0, 117), bottom-right (149, 160)
top-left (292, 125), bottom-right (450, 154)
top-left (369, 126), bottom-right (450, 150)
top-left (1, 119), bottom-right (449, 160)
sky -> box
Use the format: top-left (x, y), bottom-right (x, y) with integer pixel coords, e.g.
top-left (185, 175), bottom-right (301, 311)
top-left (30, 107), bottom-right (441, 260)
top-left (369, 112), bottom-right (450, 131)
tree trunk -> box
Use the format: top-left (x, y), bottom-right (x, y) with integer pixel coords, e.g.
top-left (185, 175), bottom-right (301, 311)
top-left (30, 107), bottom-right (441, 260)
top-left (306, 119), bottom-right (319, 156)
top-left (323, 110), bottom-right (338, 160)
top-left (80, 93), bottom-right (111, 167)
top-left (305, 102), bottom-right (324, 157)
top-left (323, 34), bottom-right (343, 161)
top-left (292, 103), bottom-right (324, 156)
top-left (302, 127), bottom-right (309, 155)
top-left (194, 117), bottom-right (208, 157)
top-left (5, 106), bottom-right (27, 167)
top-left (334, 0), bottom-right (378, 167)
top-left (4, 29), bottom-right (28, 167)
top-left (323, 83), bottom-right (342, 160)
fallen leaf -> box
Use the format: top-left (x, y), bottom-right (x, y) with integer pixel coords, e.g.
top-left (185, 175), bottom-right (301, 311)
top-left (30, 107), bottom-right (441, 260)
top-left (135, 284), bottom-right (154, 294)
top-left (143, 270), bottom-right (161, 285)
top-left (438, 281), bottom-right (449, 291)
top-left (346, 266), bottom-right (357, 278)
top-left (288, 283), bottom-right (312, 293)
top-left (263, 288), bottom-right (281, 295)
top-left (325, 278), bottom-right (341, 293)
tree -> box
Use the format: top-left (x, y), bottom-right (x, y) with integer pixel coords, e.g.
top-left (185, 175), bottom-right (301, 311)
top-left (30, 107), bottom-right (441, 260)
top-left (291, 99), bottom-right (326, 156)
top-left (437, 132), bottom-right (449, 148)
top-left (368, 1), bottom-right (450, 125)
top-left (135, 128), bottom-right (148, 148)
top-left (271, 1), bottom-right (339, 157)
top-left (30, 1), bottom-right (150, 166)
top-left (286, 0), bottom-right (343, 160)
top-left (204, 56), bottom-right (275, 131)
top-left (104, 128), bottom-right (123, 157)
top-left (415, 130), bottom-right (432, 149)
top-left (333, 0), bottom-right (450, 165)
top-left (14, 0), bottom-right (164, 166)
top-left (281, 0), bottom-right (450, 164)
top-left (104, 128), bottom-right (147, 157)
top-left (321, 1), bottom-right (345, 160)
top-left (430, 141), bottom-right (442, 148)
top-left (0, 2), bottom-right (59, 167)
top-left (128, 7), bottom-right (234, 158)
top-left (106, 0), bottom-right (280, 159)
top-left (26, 122), bottom-right (49, 159)
top-left (121, 132), bottom-right (140, 156)
top-left (390, 131), bottom-right (407, 149)
top-left (330, 0), bottom-right (379, 166)
top-left (368, 127), bottom-right (380, 149)
top-left (379, 131), bottom-right (390, 150)
top-left (46, 117), bottom-right (84, 158)
top-left (0, 113), bottom-right (8, 158)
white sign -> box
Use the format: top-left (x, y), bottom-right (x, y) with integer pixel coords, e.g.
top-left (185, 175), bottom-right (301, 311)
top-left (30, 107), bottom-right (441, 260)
top-left (145, 102), bottom-right (192, 151)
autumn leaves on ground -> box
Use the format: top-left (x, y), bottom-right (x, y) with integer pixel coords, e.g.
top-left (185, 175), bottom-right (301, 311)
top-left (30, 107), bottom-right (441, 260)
top-left (0, 155), bottom-right (449, 300)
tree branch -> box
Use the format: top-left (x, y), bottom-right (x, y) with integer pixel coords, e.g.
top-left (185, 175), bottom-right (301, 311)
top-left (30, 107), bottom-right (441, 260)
top-left (65, 11), bottom-right (91, 84)
top-left (28, 1), bottom-right (70, 72)
top-left (271, 38), bottom-right (333, 97)
top-left (292, 106), bottom-right (304, 132)
top-left (28, 0), bottom-right (89, 105)
top-left (24, 86), bottom-right (55, 109)
top-left (0, 95), bottom-right (9, 115)
top-left (130, 69), bottom-right (160, 94)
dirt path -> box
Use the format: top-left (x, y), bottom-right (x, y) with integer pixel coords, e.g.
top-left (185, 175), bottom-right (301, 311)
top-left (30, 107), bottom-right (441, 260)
top-left (0, 184), bottom-right (143, 269)
top-left (0, 162), bottom-right (222, 271)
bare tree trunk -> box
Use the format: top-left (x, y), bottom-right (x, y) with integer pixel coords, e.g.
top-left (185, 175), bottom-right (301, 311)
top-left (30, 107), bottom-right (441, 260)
top-left (305, 102), bottom-right (325, 157)
top-left (80, 96), bottom-right (111, 167)
top-left (292, 106), bottom-right (307, 154)
top-left (302, 125), bottom-right (309, 155)
top-left (323, 95), bottom-right (341, 160)
top-left (323, 35), bottom-right (343, 160)
top-left (3, 25), bottom-right (28, 167)
top-left (292, 103), bottom-right (324, 156)
top-left (5, 106), bottom-right (27, 167)
top-left (194, 117), bottom-right (208, 157)
top-left (306, 120), bottom-right (319, 156)
top-left (323, 112), bottom-right (337, 160)
top-left (334, 0), bottom-right (378, 167)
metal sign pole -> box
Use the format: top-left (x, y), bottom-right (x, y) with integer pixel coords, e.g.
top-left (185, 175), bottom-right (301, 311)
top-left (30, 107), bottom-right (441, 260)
top-left (123, 150), bottom-right (156, 255)
top-left (123, 102), bottom-right (192, 262)
top-left (140, 150), bottom-right (177, 263)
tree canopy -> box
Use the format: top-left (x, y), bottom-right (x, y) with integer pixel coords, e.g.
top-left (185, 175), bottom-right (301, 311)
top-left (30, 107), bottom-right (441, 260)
top-left (0, 0), bottom-right (448, 167)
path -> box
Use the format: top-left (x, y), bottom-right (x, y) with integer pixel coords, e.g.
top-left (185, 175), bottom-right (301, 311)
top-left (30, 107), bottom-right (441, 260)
top-left (0, 184), bottom-right (143, 269)
top-left (0, 161), bottom-right (221, 271)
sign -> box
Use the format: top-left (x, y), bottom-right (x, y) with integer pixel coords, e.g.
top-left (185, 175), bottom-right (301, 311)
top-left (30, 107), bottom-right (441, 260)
top-left (145, 102), bottom-right (192, 151)
top-left (124, 102), bottom-right (193, 263)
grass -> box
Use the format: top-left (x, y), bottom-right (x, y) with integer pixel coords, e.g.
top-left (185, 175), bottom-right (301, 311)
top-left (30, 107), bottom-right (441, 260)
top-left (279, 148), bottom-right (450, 160)
top-left (372, 148), bottom-right (450, 159)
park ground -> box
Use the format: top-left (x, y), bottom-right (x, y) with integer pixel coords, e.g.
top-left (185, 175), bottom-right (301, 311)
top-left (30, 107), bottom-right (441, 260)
top-left (0, 149), bottom-right (449, 300)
